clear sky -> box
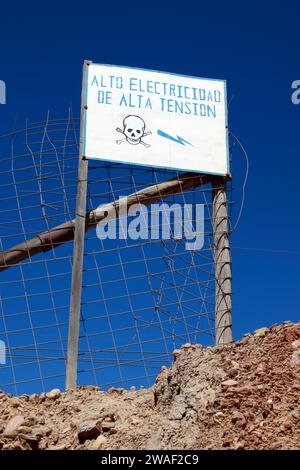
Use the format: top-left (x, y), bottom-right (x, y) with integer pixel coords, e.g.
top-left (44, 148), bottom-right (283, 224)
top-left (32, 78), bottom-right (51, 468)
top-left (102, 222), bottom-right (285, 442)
top-left (0, 0), bottom-right (299, 392)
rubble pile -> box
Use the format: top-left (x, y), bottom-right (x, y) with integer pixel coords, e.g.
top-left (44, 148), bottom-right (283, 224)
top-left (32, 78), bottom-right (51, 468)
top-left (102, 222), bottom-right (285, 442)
top-left (0, 321), bottom-right (299, 450)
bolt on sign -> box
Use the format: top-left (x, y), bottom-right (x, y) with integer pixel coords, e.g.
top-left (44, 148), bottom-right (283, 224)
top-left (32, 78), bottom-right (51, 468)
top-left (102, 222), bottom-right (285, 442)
top-left (83, 63), bottom-right (229, 175)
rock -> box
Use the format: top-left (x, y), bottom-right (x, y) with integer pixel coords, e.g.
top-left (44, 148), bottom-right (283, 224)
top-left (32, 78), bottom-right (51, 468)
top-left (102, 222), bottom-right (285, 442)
top-left (18, 433), bottom-right (40, 450)
top-left (234, 440), bottom-right (245, 450)
top-left (10, 398), bottom-right (20, 408)
top-left (227, 368), bottom-right (238, 378)
top-left (10, 440), bottom-right (23, 450)
top-left (77, 420), bottom-right (102, 442)
top-left (90, 434), bottom-right (107, 450)
top-left (230, 360), bottom-right (240, 370)
top-left (231, 412), bottom-right (247, 429)
top-left (48, 444), bottom-right (66, 450)
top-left (267, 398), bottom-right (273, 409)
top-left (231, 385), bottom-right (252, 395)
top-left (51, 432), bottom-right (59, 444)
top-left (283, 419), bottom-right (292, 430)
top-left (101, 421), bottom-right (115, 432)
top-left (292, 339), bottom-right (300, 349)
top-left (291, 339), bottom-right (300, 366)
top-left (221, 379), bottom-right (238, 387)
top-left (131, 417), bottom-right (141, 425)
top-left (17, 425), bottom-right (33, 434)
top-left (181, 343), bottom-right (193, 349)
top-left (46, 388), bottom-right (61, 400)
top-left (172, 349), bottom-right (182, 358)
top-left (37, 416), bottom-right (46, 425)
top-left (169, 397), bottom-right (186, 420)
top-left (213, 412), bottom-right (225, 424)
top-left (33, 426), bottom-right (52, 437)
top-left (254, 327), bottom-right (268, 338)
top-left (23, 415), bottom-right (36, 426)
top-left (3, 415), bottom-right (25, 437)
top-left (222, 436), bottom-right (233, 447)
top-left (239, 335), bottom-right (251, 345)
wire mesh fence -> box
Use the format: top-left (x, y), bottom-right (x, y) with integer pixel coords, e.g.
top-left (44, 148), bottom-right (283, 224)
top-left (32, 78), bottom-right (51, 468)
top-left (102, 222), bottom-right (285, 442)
top-left (0, 112), bottom-right (230, 395)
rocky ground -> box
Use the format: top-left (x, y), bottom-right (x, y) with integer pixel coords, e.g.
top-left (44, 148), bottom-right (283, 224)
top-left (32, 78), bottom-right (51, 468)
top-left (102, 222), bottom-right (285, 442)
top-left (1, 321), bottom-right (300, 450)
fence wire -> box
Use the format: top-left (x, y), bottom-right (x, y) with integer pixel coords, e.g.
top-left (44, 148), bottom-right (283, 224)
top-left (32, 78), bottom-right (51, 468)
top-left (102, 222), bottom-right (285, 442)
top-left (0, 111), bottom-right (230, 395)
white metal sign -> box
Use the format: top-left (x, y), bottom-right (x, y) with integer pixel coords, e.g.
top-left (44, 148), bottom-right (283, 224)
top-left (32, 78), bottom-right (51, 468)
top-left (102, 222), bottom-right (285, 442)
top-left (83, 63), bottom-right (229, 175)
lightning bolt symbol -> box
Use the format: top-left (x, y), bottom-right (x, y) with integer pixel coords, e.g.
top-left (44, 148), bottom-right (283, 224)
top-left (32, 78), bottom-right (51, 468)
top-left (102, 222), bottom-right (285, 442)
top-left (157, 129), bottom-right (193, 146)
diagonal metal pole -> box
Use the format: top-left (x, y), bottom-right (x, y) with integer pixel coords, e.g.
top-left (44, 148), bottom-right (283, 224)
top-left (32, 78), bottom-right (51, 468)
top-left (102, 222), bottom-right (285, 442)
top-left (65, 60), bottom-right (91, 389)
top-left (0, 172), bottom-right (212, 273)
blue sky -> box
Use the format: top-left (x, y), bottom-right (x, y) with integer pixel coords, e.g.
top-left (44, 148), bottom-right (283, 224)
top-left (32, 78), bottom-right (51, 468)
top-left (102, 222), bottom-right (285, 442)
top-left (0, 0), bottom-right (299, 392)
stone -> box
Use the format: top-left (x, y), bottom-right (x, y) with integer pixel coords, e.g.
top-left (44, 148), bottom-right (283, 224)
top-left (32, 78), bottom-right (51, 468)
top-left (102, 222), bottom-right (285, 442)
top-left (283, 419), bottom-right (292, 430)
top-left (48, 444), bottom-right (66, 450)
top-left (239, 336), bottom-right (251, 345)
top-left (10, 440), bottom-right (23, 450)
top-left (181, 342), bottom-right (193, 349)
top-left (254, 327), bottom-right (268, 338)
top-left (51, 432), bottom-right (59, 444)
top-left (18, 433), bottom-right (40, 450)
top-left (46, 388), bottom-right (61, 400)
top-left (230, 360), bottom-right (240, 370)
top-left (267, 398), bottom-right (273, 409)
top-left (168, 396), bottom-right (186, 420)
top-left (172, 349), bottom-right (182, 358)
top-left (221, 379), bottom-right (238, 387)
top-left (131, 417), bottom-right (141, 425)
top-left (37, 416), bottom-right (46, 425)
top-left (17, 426), bottom-right (33, 434)
top-left (234, 440), bottom-right (245, 450)
top-left (77, 420), bottom-right (102, 442)
top-left (3, 415), bottom-right (25, 437)
top-left (231, 412), bottom-right (247, 429)
top-left (227, 368), bottom-right (238, 378)
top-left (34, 426), bottom-right (52, 437)
top-left (101, 421), bottom-right (115, 432)
top-left (90, 434), bottom-right (107, 450)
top-left (10, 398), bottom-right (20, 408)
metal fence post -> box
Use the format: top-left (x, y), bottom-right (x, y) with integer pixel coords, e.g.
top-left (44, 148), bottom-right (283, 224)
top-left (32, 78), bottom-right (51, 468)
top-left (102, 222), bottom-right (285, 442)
top-left (66, 60), bottom-right (91, 389)
top-left (212, 177), bottom-right (232, 345)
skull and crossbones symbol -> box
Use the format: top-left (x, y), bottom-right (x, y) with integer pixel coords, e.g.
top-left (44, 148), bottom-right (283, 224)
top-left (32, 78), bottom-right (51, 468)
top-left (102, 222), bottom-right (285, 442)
top-left (116, 115), bottom-right (152, 148)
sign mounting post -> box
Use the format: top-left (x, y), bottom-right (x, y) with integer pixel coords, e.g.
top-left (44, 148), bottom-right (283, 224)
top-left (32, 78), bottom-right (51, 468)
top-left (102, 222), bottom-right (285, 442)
top-left (213, 177), bottom-right (232, 345)
top-left (66, 60), bottom-right (91, 389)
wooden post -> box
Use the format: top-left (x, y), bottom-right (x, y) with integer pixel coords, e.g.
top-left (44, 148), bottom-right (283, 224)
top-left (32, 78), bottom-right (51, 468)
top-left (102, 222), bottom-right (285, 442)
top-left (66, 60), bottom-right (91, 389)
top-left (212, 177), bottom-right (232, 345)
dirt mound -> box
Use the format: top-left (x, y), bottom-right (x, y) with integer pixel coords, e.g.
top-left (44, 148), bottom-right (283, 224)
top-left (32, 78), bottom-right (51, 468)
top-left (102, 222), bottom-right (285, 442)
top-left (1, 321), bottom-right (300, 450)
